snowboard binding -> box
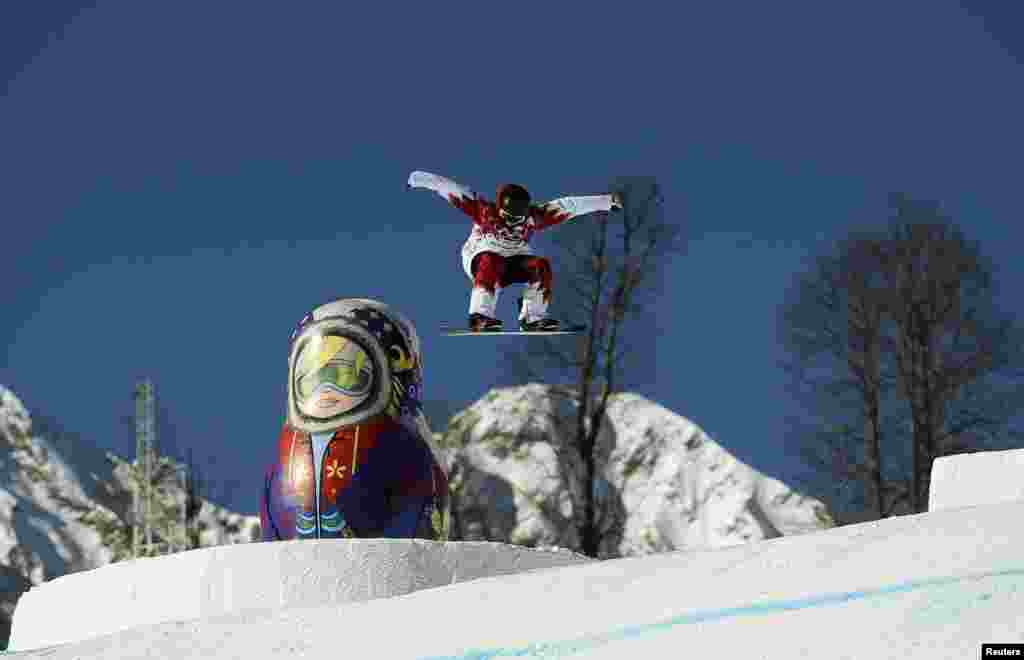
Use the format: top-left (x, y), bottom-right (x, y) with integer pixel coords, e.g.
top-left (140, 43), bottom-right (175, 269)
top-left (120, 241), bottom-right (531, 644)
top-left (468, 313), bottom-right (503, 332)
top-left (517, 296), bottom-right (561, 331)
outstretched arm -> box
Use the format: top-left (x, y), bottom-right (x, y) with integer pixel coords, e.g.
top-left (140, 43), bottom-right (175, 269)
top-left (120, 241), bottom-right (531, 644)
top-left (407, 170), bottom-right (484, 220)
top-left (533, 192), bottom-right (623, 230)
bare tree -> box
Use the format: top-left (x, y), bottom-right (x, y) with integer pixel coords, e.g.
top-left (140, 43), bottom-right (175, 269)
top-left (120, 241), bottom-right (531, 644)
top-left (780, 230), bottom-right (915, 519)
top-left (781, 193), bottom-right (1024, 519)
top-left (506, 176), bottom-right (679, 557)
top-left (872, 194), bottom-right (1024, 510)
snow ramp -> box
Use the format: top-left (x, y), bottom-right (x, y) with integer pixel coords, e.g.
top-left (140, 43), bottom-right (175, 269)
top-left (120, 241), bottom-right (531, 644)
top-left (5, 499), bottom-right (1021, 659)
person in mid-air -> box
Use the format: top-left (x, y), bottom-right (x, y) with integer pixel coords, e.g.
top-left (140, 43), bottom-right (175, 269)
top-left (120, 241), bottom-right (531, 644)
top-left (407, 171), bottom-right (623, 332)
top-left (260, 298), bottom-right (449, 542)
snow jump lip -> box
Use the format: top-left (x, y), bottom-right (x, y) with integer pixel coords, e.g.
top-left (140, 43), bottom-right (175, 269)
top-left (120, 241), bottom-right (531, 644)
top-left (928, 448), bottom-right (1024, 512)
top-left (7, 539), bottom-right (593, 651)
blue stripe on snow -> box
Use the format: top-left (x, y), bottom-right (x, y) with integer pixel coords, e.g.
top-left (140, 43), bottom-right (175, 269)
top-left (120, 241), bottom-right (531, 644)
top-left (420, 566), bottom-right (1024, 660)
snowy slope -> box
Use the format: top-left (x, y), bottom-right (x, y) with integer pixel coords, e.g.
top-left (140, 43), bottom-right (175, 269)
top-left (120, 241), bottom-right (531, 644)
top-left (4, 498), bottom-right (1020, 659)
top-left (441, 384), bottom-right (832, 556)
top-left (0, 386), bottom-right (259, 645)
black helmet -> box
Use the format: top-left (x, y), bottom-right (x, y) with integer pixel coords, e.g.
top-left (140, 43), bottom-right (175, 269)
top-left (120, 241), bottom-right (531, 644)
top-left (497, 183), bottom-right (531, 223)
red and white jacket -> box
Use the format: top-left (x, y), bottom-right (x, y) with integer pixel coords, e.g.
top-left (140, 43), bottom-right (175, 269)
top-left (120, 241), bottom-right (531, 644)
top-left (408, 171), bottom-right (618, 278)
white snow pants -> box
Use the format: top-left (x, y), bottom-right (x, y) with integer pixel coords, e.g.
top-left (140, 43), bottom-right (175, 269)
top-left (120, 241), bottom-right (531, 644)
top-left (461, 238), bottom-right (549, 322)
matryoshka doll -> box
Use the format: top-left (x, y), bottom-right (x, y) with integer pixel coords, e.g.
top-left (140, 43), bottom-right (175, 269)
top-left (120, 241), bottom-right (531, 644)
top-left (260, 298), bottom-right (449, 541)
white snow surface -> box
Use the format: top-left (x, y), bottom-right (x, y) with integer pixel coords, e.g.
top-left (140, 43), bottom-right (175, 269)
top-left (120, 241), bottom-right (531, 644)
top-left (3, 499), bottom-right (1022, 659)
top-left (929, 448), bottom-right (1024, 512)
top-left (9, 539), bottom-right (591, 650)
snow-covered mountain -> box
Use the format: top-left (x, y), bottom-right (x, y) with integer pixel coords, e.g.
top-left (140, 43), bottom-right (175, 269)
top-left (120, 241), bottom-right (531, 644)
top-left (0, 386), bottom-right (259, 646)
top-left (438, 384), bottom-right (833, 558)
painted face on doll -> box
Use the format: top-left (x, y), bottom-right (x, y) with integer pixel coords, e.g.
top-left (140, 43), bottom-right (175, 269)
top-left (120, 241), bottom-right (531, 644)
top-left (293, 334), bottom-right (374, 420)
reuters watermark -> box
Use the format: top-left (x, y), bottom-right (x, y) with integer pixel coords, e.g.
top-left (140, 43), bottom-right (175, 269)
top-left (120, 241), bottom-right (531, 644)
top-left (984, 644), bottom-right (1024, 657)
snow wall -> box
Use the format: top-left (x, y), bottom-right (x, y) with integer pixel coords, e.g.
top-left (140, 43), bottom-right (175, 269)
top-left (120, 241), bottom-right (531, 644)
top-left (8, 539), bottom-right (592, 650)
top-left (928, 448), bottom-right (1024, 512)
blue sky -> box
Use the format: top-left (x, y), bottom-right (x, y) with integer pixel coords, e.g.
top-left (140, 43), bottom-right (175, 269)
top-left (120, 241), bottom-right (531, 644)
top-left (2, 1), bottom-right (1023, 514)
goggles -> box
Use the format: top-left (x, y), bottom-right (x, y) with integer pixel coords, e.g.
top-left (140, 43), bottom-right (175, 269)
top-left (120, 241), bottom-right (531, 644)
top-left (295, 350), bottom-right (374, 400)
top-left (500, 208), bottom-right (528, 224)
top-left (289, 323), bottom-right (390, 432)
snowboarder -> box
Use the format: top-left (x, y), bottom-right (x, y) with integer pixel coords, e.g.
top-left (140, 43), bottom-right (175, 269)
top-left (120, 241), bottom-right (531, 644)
top-left (407, 171), bottom-right (623, 332)
top-left (260, 298), bottom-right (449, 541)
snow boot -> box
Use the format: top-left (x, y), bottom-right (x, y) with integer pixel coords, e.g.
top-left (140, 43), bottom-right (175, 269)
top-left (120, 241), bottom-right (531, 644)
top-left (519, 318), bottom-right (561, 332)
top-left (468, 313), bottom-right (503, 332)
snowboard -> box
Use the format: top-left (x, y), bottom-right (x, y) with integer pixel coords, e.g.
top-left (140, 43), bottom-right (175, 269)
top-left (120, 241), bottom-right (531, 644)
top-left (441, 323), bottom-right (586, 336)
